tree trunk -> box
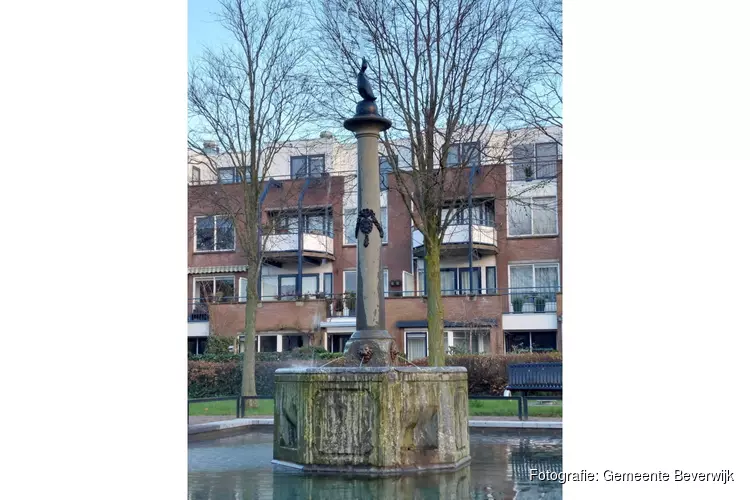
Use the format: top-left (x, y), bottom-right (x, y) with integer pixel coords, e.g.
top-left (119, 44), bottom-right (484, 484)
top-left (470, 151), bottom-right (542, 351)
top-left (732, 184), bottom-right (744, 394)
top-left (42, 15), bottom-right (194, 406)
top-left (424, 237), bottom-right (445, 366)
top-left (241, 267), bottom-right (259, 408)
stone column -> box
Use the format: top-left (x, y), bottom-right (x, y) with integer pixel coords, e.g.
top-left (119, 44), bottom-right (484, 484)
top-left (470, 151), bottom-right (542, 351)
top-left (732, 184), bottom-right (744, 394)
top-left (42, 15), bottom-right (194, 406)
top-left (342, 110), bottom-right (395, 366)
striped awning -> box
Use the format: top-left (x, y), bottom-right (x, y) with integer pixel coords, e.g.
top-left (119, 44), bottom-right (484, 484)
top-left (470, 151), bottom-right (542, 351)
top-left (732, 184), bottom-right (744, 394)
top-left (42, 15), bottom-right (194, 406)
top-left (188, 265), bottom-right (248, 274)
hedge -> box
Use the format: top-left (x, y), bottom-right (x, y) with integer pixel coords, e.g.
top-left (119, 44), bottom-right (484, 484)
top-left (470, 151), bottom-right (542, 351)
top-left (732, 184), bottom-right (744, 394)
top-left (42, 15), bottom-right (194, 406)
top-left (411, 352), bottom-right (562, 395)
top-left (188, 345), bottom-right (342, 363)
top-left (188, 352), bottom-right (561, 398)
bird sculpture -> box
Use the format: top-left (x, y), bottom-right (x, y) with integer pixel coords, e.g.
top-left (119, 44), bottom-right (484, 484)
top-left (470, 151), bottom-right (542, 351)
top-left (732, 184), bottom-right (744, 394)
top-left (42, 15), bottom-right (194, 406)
top-left (357, 58), bottom-right (376, 101)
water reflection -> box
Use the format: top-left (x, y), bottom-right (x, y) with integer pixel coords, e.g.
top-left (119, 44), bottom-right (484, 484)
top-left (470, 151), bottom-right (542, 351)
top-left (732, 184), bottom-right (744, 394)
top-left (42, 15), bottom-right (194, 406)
top-left (188, 428), bottom-right (561, 500)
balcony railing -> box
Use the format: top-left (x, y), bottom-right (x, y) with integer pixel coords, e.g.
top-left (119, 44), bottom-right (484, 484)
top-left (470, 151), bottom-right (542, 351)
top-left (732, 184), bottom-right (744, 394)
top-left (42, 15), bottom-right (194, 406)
top-left (264, 231), bottom-right (334, 255)
top-left (412, 224), bottom-right (497, 248)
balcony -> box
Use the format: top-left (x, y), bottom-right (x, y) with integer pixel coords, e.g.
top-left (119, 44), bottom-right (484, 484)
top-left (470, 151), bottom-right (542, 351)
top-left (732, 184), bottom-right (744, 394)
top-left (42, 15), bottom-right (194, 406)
top-left (188, 299), bottom-right (210, 337)
top-left (501, 287), bottom-right (561, 331)
top-left (264, 231), bottom-right (335, 263)
top-left (412, 224), bottom-right (497, 257)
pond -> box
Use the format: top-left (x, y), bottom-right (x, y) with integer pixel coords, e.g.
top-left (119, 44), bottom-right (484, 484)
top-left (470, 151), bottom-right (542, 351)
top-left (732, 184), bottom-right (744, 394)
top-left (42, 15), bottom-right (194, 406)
top-left (189, 428), bottom-right (562, 499)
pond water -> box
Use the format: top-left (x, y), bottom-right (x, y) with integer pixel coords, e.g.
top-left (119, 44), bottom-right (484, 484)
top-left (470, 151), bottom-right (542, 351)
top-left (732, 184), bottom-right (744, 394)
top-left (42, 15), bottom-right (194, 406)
top-left (188, 428), bottom-right (562, 499)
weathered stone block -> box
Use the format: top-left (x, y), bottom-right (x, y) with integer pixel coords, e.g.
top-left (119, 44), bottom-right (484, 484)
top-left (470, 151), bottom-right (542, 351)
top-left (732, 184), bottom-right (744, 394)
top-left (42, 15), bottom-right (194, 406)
top-left (272, 366), bottom-right (470, 474)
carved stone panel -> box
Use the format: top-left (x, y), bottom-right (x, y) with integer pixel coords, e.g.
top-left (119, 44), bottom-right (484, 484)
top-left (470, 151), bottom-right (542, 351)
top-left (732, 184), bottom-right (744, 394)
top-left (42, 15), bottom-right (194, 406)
top-left (313, 389), bottom-right (374, 456)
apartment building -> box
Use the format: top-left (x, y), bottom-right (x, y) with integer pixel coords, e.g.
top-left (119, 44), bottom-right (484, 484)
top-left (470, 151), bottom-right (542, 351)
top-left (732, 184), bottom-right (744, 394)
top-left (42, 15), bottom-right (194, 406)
top-left (187, 129), bottom-right (562, 359)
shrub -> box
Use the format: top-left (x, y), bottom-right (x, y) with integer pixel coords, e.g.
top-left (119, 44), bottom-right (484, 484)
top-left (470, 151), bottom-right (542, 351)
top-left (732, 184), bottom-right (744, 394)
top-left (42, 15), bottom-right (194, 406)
top-left (205, 336), bottom-right (234, 355)
top-left (410, 352), bottom-right (562, 395)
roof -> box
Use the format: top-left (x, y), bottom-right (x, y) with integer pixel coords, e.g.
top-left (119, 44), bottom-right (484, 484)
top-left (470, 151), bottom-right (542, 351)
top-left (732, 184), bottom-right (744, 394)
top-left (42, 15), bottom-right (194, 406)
top-left (188, 265), bottom-right (248, 274)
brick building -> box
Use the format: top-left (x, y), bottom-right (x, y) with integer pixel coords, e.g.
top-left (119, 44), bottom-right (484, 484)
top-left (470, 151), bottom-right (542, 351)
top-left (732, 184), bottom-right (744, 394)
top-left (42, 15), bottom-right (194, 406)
top-left (187, 129), bottom-right (562, 359)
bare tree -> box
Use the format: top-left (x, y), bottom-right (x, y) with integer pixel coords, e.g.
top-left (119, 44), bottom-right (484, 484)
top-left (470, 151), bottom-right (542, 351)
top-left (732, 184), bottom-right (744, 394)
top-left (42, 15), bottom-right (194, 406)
top-left (188, 0), bottom-right (314, 403)
top-left (511, 0), bottom-right (561, 144)
top-left (313, 0), bottom-right (532, 366)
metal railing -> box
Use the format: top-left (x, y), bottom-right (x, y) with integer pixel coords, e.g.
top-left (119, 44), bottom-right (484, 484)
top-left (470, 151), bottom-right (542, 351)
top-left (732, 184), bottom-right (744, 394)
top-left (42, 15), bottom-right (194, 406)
top-left (187, 395), bottom-right (561, 422)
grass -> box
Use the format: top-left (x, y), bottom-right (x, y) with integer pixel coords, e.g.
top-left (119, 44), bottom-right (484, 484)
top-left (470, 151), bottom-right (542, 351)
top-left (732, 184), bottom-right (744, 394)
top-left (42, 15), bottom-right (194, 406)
top-left (188, 398), bottom-right (561, 418)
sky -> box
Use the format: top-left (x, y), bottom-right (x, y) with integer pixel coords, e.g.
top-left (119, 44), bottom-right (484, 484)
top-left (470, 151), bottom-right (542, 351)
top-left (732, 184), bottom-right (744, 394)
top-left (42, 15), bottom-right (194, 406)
top-left (188, 0), bottom-right (231, 63)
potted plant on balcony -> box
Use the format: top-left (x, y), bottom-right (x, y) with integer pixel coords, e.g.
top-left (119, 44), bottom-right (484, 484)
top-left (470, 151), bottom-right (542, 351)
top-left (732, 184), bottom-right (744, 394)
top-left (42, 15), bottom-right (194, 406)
top-left (344, 292), bottom-right (356, 316)
top-left (511, 295), bottom-right (525, 313)
top-left (333, 297), bottom-right (344, 316)
top-left (524, 166), bottom-right (534, 181)
top-left (534, 296), bottom-right (547, 312)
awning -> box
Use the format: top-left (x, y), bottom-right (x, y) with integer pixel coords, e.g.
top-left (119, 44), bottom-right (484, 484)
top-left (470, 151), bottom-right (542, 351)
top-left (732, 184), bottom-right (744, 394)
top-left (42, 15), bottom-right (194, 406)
top-left (188, 265), bottom-right (248, 274)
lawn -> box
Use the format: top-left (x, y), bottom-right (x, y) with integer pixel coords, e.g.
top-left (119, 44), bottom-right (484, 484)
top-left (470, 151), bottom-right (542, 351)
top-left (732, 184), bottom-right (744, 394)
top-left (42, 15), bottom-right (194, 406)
top-left (188, 398), bottom-right (561, 418)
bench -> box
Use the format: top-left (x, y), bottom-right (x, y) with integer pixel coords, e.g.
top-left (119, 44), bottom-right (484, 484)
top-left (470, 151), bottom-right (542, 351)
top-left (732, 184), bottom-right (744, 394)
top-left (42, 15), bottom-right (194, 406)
top-left (506, 362), bottom-right (562, 420)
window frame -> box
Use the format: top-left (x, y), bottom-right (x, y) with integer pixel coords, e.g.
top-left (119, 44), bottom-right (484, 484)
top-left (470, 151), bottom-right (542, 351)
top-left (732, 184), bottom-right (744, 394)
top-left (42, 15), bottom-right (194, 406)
top-left (404, 330), bottom-right (428, 361)
top-left (290, 154), bottom-right (326, 179)
top-left (485, 266), bottom-right (497, 294)
top-left (343, 269), bottom-right (390, 294)
top-left (508, 262), bottom-right (561, 309)
top-left (511, 142), bottom-right (559, 181)
top-left (193, 215), bottom-right (236, 252)
top-left (447, 141), bottom-right (481, 167)
top-left (276, 273), bottom-right (320, 299)
top-left (191, 166), bottom-right (201, 183)
top-left (507, 196), bottom-right (559, 237)
top-left (504, 331), bottom-right (558, 353)
top-left (193, 275), bottom-right (236, 303)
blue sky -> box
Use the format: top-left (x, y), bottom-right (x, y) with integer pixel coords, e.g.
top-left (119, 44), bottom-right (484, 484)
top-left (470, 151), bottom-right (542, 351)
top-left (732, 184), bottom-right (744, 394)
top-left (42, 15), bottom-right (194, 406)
top-left (188, 0), bottom-right (231, 63)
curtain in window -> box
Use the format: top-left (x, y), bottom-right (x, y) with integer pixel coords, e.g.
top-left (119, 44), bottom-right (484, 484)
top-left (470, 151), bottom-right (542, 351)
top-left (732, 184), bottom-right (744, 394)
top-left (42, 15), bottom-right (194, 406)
top-left (301, 276), bottom-right (318, 296)
top-left (535, 266), bottom-right (559, 299)
top-left (486, 267), bottom-right (497, 293)
top-left (380, 206), bottom-right (388, 241)
top-left (508, 199), bottom-right (532, 235)
top-left (459, 268), bottom-right (481, 294)
top-left (440, 270), bottom-right (456, 295)
top-left (407, 333), bottom-right (427, 360)
top-left (261, 276), bottom-right (277, 299)
top-left (532, 197), bottom-right (557, 235)
top-left (279, 277), bottom-right (296, 299)
top-left (510, 265), bottom-right (533, 294)
top-left (344, 209), bottom-right (356, 244)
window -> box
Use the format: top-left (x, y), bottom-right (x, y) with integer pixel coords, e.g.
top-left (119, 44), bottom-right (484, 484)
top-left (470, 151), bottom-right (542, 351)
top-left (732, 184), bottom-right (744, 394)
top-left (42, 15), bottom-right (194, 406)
top-left (508, 196), bottom-right (557, 236)
top-left (458, 268), bottom-right (481, 295)
top-left (379, 155), bottom-right (395, 191)
top-left (447, 199), bottom-right (495, 226)
top-left (344, 206), bottom-right (388, 244)
top-left (218, 166), bottom-right (252, 184)
top-left (323, 273), bottom-right (333, 297)
top-left (383, 269), bottom-right (389, 297)
top-left (195, 215), bottom-right (234, 251)
top-left (194, 276), bottom-right (235, 303)
top-left (260, 276), bottom-right (278, 300)
top-left (486, 267), bottom-right (497, 294)
top-left (291, 155), bottom-right (325, 178)
top-left (270, 209), bottom-right (332, 237)
top-left (419, 267), bottom-right (481, 295)
top-left (191, 167), bottom-right (201, 183)
top-left (447, 142), bottom-right (480, 167)
top-left (447, 330), bottom-right (490, 354)
top-left (509, 263), bottom-right (560, 310)
top-left (511, 142), bottom-right (559, 181)
top-left (405, 332), bottom-right (427, 361)
top-left (504, 331), bottom-right (557, 353)
top-left (277, 274), bottom-right (319, 300)
top-left (343, 270), bottom-right (390, 294)
top-left (188, 337), bottom-right (208, 355)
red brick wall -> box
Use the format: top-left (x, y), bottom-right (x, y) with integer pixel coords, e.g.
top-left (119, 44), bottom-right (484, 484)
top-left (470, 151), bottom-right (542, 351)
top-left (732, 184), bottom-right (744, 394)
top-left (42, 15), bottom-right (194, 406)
top-left (207, 300), bottom-right (328, 337)
top-left (384, 295), bottom-right (505, 354)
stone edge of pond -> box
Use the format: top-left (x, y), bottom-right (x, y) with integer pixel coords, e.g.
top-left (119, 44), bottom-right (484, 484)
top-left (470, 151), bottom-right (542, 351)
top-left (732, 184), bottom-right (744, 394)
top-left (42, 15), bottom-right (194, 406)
top-left (188, 418), bottom-right (562, 436)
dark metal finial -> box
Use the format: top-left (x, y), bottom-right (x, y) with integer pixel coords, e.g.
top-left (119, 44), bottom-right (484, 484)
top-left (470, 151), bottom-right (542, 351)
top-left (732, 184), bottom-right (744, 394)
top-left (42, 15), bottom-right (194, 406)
top-left (357, 57), bottom-right (376, 102)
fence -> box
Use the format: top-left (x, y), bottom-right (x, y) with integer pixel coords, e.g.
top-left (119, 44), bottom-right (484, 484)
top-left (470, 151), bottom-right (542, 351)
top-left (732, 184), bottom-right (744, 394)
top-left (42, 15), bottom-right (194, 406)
top-left (187, 394), bottom-right (561, 422)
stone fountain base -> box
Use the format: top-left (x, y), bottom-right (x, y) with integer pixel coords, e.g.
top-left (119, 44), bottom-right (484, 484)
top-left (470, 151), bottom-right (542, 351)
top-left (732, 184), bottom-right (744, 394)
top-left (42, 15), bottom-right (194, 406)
top-left (272, 366), bottom-right (470, 474)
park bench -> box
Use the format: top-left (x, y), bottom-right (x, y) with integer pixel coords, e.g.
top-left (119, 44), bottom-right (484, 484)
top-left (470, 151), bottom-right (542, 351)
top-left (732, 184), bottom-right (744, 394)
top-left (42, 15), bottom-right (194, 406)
top-left (506, 362), bottom-right (562, 420)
